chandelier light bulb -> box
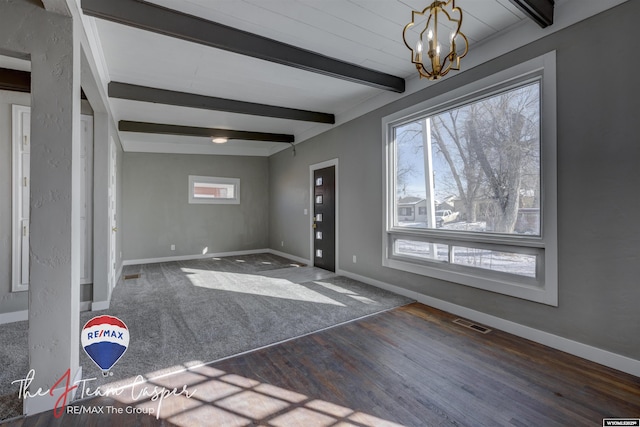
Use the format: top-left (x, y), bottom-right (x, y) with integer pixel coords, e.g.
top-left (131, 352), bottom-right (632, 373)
top-left (402, 0), bottom-right (469, 80)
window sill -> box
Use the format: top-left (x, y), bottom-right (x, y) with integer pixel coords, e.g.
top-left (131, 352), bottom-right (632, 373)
top-left (383, 256), bottom-right (557, 306)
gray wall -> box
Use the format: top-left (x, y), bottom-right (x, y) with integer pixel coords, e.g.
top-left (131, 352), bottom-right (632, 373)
top-left (123, 153), bottom-right (269, 260)
top-left (269, 1), bottom-right (640, 360)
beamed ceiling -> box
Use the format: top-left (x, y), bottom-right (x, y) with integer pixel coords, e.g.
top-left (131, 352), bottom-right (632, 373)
top-left (7, 0), bottom-right (620, 157)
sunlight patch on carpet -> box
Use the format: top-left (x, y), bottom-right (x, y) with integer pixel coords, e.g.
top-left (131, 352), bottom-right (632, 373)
top-left (185, 270), bottom-right (346, 306)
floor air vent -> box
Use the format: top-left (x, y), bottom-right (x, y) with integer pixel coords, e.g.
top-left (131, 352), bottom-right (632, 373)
top-left (124, 274), bottom-right (141, 280)
top-left (453, 318), bottom-right (492, 334)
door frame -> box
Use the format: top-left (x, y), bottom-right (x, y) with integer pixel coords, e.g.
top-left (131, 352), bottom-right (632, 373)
top-left (309, 158), bottom-right (339, 271)
top-left (11, 105), bottom-right (30, 292)
top-left (11, 106), bottom-right (94, 292)
top-left (108, 137), bottom-right (117, 295)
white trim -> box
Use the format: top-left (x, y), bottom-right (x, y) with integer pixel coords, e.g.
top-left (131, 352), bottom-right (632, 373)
top-left (108, 138), bottom-right (118, 293)
top-left (91, 300), bottom-right (110, 311)
top-left (12, 105), bottom-right (30, 293)
top-left (336, 268), bottom-right (640, 378)
top-left (82, 16), bottom-right (111, 84)
top-left (122, 249), bottom-right (269, 266)
top-left (0, 310), bottom-right (28, 325)
top-left (382, 51), bottom-right (558, 306)
top-left (102, 262), bottom-right (123, 308)
top-left (23, 367), bottom-right (82, 416)
top-left (79, 301), bottom-right (92, 312)
top-left (267, 249), bottom-right (312, 266)
top-left (309, 159), bottom-right (339, 272)
top-left (116, 263), bottom-right (123, 284)
top-left (123, 249), bottom-right (313, 268)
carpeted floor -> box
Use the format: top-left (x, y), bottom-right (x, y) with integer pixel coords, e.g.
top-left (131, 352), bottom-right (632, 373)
top-left (0, 253), bottom-right (412, 421)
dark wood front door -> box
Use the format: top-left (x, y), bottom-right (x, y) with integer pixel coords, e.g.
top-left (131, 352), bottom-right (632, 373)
top-left (313, 166), bottom-right (335, 272)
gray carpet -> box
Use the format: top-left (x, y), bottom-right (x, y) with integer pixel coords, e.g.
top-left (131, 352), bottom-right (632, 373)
top-left (0, 253), bottom-right (412, 420)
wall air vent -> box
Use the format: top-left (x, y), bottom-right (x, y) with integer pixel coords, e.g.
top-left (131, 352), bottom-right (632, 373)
top-left (453, 318), bottom-right (492, 334)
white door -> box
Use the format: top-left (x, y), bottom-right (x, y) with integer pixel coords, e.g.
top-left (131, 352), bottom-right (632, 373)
top-left (108, 139), bottom-right (117, 291)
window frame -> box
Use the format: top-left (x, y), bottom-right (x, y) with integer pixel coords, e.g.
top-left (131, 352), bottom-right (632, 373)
top-left (188, 175), bottom-right (240, 205)
top-left (382, 52), bottom-right (557, 306)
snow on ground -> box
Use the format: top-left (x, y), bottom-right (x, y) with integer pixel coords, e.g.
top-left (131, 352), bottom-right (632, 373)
top-left (395, 221), bottom-right (536, 277)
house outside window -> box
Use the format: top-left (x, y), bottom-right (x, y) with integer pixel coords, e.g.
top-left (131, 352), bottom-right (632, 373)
top-left (383, 52), bottom-right (557, 305)
top-left (189, 176), bottom-right (240, 205)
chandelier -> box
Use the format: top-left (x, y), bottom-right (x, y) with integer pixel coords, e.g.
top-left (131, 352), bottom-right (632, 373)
top-left (402, 0), bottom-right (469, 80)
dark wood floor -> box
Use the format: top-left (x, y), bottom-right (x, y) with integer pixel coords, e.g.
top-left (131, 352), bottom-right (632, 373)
top-left (3, 303), bottom-right (639, 426)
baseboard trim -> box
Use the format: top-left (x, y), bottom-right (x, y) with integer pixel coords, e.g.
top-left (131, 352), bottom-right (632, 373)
top-left (266, 249), bottom-right (312, 266)
top-left (116, 263), bottom-right (123, 284)
top-left (91, 300), bottom-right (110, 311)
top-left (336, 268), bottom-right (640, 378)
top-left (123, 249), bottom-right (270, 266)
top-left (24, 367), bottom-right (82, 416)
top-left (0, 309), bottom-right (28, 325)
top-left (1, 303), bottom-right (93, 324)
top-left (124, 249), bottom-right (313, 267)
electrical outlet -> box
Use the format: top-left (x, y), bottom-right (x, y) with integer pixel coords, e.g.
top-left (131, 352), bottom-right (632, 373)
top-left (353, 255), bottom-right (357, 263)
top-left (171, 244), bottom-right (176, 251)
top-left (281, 241), bottom-right (284, 247)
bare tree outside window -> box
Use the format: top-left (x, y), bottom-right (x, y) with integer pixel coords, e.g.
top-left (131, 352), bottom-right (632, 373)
top-left (394, 82), bottom-right (541, 236)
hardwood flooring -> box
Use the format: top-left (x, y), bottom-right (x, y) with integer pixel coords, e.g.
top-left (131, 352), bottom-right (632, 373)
top-left (3, 303), bottom-right (639, 426)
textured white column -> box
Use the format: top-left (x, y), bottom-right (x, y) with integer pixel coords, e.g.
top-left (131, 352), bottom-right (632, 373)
top-left (0, 1), bottom-right (83, 414)
top-left (27, 9), bottom-right (82, 402)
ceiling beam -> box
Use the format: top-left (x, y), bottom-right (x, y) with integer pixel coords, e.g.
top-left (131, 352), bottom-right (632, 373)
top-left (109, 82), bottom-right (335, 124)
top-left (0, 68), bottom-right (89, 99)
top-left (0, 68), bottom-right (30, 93)
top-left (119, 121), bottom-right (295, 143)
top-left (81, 0), bottom-right (405, 93)
top-left (509, 0), bottom-right (554, 28)
top-left (41, 0), bottom-right (72, 16)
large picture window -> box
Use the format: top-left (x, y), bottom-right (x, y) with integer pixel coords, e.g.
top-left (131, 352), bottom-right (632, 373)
top-left (383, 52), bottom-right (557, 305)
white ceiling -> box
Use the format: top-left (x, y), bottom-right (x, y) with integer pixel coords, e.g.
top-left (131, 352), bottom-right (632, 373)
top-left (89, 0), bottom-right (532, 156)
top-left (1, 0), bottom-right (621, 157)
